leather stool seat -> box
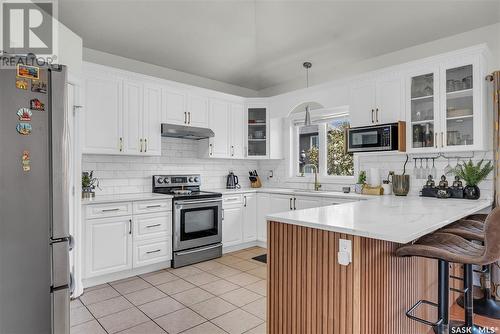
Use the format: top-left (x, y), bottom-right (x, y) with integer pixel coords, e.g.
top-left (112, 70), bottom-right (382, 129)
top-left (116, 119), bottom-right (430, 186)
top-left (462, 214), bottom-right (488, 223)
top-left (440, 219), bottom-right (485, 242)
top-left (396, 232), bottom-right (485, 264)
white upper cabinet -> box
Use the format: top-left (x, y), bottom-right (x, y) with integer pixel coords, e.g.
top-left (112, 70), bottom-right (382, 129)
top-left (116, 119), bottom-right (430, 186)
top-left (208, 99), bottom-right (230, 158)
top-left (187, 95), bottom-right (209, 128)
top-left (349, 81), bottom-right (376, 127)
top-left (82, 64), bottom-right (161, 156)
top-left (376, 75), bottom-right (403, 124)
top-left (123, 80), bottom-right (143, 154)
top-left (143, 83), bottom-right (163, 156)
top-left (162, 88), bottom-right (187, 125)
top-left (349, 75), bottom-right (402, 127)
top-left (82, 71), bottom-right (123, 154)
top-left (405, 49), bottom-right (487, 153)
top-left (163, 89), bottom-right (209, 128)
top-left (230, 103), bottom-right (245, 159)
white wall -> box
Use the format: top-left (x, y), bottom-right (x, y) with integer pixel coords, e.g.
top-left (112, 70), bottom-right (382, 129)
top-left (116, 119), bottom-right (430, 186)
top-left (83, 48), bottom-right (260, 98)
top-left (57, 23), bottom-right (83, 78)
top-left (260, 23), bottom-right (500, 96)
top-left (82, 137), bottom-right (259, 195)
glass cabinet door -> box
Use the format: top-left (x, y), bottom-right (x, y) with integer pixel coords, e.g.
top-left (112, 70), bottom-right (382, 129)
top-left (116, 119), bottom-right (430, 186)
top-left (410, 73), bottom-right (435, 149)
top-left (444, 64), bottom-right (474, 147)
top-left (247, 107), bottom-right (267, 157)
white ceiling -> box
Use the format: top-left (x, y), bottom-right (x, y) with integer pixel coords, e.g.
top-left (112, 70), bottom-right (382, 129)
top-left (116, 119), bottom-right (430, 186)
top-left (59, 1), bottom-right (500, 92)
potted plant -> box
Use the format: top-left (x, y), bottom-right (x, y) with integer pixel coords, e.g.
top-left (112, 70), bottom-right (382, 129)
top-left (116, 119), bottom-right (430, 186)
top-left (355, 170), bottom-right (367, 194)
top-left (451, 159), bottom-right (493, 200)
top-left (82, 171), bottom-right (100, 199)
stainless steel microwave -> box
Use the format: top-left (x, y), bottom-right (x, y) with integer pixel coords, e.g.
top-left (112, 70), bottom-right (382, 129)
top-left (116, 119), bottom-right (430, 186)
top-left (345, 121), bottom-right (406, 153)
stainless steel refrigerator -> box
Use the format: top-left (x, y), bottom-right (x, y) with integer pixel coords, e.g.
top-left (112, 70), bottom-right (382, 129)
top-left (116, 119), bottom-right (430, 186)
top-left (0, 59), bottom-right (71, 334)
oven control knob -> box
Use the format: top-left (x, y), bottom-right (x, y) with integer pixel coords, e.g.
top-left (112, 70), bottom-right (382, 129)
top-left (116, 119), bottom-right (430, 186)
top-left (188, 177), bottom-right (194, 183)
top-left (194, 177), bottom-right (200, 183)
top-left (157, 178), bottom-right (163, 184)
top-left (164, 178), bottom-right (170, 184)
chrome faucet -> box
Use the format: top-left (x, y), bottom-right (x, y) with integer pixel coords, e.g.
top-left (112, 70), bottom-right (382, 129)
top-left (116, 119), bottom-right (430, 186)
top-left (303, 164), bottom-right (321, 191)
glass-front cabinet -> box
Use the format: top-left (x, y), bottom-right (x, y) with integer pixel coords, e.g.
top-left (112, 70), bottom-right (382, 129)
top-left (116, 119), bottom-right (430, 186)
top-left (406, 52), bottom-right (486, 153)
top-left (246, 106), bottom-right (268, 157)
top-left (409, 72), bottom-right (438, 150)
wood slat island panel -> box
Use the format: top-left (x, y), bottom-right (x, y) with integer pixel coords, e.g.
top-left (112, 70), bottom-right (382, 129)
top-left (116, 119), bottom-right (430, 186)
top-left (268, 221), bottom-right (437, 334)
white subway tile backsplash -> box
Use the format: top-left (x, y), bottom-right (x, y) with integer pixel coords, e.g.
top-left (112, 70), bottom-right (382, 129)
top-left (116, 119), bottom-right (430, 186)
top-left (83, 137), bottom-right (259, 195)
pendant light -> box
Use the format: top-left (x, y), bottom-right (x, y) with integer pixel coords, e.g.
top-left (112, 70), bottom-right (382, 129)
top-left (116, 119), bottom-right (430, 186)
top-left (303, 61), bottom-right (312, 126)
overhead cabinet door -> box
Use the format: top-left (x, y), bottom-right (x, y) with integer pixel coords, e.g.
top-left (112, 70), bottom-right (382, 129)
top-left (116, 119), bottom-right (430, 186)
top-left (163, 88), bottom-right (187, 125)
top-left (230, 103), bottom-right (245, 159)
top-left (123, 80), bottom-right (143, 154)
top-left (143, 83), bottom-right (162, 156)
top-left (187, 95), bottom-right (209, 128)
top-left (209, 100), bottom-right (230, 158)
top-left (376, 75), bottom-right (403, 124)
top-left (349, 81), bottom-right (376, 127)
top-left (83, 73), bottom-right (123, 154)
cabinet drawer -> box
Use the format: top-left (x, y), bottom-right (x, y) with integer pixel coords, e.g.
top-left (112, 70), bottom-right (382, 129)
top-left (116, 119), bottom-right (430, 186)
top-left (223, 195), bottom-right (243, 206)
top-left (134, 213), bottom-right (172, 240)
top-left (85, 202), bottom-right (133, 219)
top-left (133, 238), bottom-right (172, 268)
top-left (133, 200), bottom-right (172, 214)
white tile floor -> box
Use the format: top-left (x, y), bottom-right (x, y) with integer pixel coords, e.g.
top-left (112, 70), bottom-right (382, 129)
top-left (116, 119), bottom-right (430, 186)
top-left (71, 247), bottom-right (267, 334)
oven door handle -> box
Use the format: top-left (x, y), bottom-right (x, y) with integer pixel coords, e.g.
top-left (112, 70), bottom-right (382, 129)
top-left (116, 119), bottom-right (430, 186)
top-left (176, 243), bottom-right (222, 256)
top-left (175, 199), bottom-right (222, 205)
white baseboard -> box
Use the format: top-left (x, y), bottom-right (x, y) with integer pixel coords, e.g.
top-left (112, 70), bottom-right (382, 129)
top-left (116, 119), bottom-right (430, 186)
top-left (80, 261), bottom-right (171, 293)
top-left (223, 240), bottom-right (267, 253)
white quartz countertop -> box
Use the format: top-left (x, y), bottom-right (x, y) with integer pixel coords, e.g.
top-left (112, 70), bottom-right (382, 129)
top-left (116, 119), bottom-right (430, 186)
top-left (81, 193), bottom-right (173, 205)
top-left (210, 187), bottom-right (372, 200)
top-left (266, 196), bottom-right (492, 244)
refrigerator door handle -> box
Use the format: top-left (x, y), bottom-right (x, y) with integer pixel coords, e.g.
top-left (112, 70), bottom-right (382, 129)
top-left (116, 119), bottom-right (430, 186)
top-left (51, 239), bottom-right (70, 289)
top-left (50, 68), bottom-right (70, 239)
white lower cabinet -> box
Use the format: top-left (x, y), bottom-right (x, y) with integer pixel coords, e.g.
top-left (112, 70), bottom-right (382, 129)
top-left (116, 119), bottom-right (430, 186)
top-left (84, 199), bottom-right (172, 280)
top-left (256, 193), bottom-right (270, 242)
top-left (294, 195), bottom-right (321, 210)
top-left (85, 216), bottom-right (133, 278)
top-left (222, 205), bottom-right (244, 247)
top-left (243, 194), bottom-right (257, 242)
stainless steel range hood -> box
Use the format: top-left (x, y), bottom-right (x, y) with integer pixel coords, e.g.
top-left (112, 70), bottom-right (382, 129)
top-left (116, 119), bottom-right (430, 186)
top-left (161, 123), bottom-right (215, 140)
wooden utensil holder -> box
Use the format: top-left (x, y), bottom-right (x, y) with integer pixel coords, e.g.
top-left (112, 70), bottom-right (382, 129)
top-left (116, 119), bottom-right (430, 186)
top-left (250, 176), bottom-right (262, 188)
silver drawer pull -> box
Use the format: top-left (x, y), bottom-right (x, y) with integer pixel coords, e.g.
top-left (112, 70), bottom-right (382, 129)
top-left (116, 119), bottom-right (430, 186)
top-left (145, 224), bottom-right (161, 229)
top-left (225, 198), bottom-right (239, 201)
top-left (101, 208), bottom-right (120, 212)
top-left (146, 249), bottom-right (161, 254)
top-left (146, 205), bottom-right (162, 209)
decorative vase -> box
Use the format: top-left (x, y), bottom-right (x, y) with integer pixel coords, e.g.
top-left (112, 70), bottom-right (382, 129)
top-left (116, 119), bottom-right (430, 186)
top-left (463, 185), bottom-right (480, 200)
top-left (82, 187), bottom-right (95, 199)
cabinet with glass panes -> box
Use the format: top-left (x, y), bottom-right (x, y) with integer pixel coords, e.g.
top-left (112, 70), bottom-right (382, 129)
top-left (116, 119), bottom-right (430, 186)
top-left (247, 107), bottom-right (267, 157)
top-left (406, 50), bottom-right (486, 153)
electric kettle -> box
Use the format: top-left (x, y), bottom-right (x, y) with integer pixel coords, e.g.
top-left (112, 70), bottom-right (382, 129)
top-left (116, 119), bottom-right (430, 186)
top-left (226, 171), bottom-right (240, 189)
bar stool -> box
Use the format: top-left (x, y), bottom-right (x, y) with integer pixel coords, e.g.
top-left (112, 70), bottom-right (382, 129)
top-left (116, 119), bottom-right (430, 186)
top-left (442, 216), bottom-right (500, 320)
top-left (396, 208), bottom-right (500, 334)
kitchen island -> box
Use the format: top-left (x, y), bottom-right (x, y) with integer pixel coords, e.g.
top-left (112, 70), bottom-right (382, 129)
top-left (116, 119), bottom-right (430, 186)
top-left (266, 196), bottom-right (491, 334)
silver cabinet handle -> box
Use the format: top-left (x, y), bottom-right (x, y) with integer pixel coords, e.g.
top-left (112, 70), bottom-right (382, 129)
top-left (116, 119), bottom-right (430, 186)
top-left (119, 137), bottom-right (123, 152)
top-left (144, 138), bottom-right (147, 152)
top-left (146, 204), bottom-right (161, 208)
top-left (184, 111), bottom-right (187, 124)
top-left (441, 132), bottom-right (444, 148)
top-left (371, 109), bottom-right (374, 123)
top-left (146, 223), bottom-right (161, 229)
top-left (231, 145), bottom-right (234, 157)
top-left (293, 197), bottom-right (297, 210)
top-left (188, 112), bottom-right (191, 124)
top-left (222, 208), bottom-right (224, 220)
top-left (129, 219), bottom-right (132, 235)
top-left (146, 249), bottom-right (161, 254)
top-left (101, 208), bottom-right (119, 212)
top-left (209, 143), bottom-right (213, 156)
top-left (289, 198), bottom-right (293, 210)
top-left (375, 108), bottom-right (379, 123)
top-left (435, 133), bottom-right (438, 148)
top-left (140, 138), bottom-right (143, 152)
top-left (225, 197), bottom-right (239, 202)
top-left (243, 196), bottom-right (247, 207)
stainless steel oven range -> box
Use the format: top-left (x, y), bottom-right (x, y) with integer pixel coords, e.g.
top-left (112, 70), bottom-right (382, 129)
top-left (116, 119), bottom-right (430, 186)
top-left (152, 175), bottom-right (222, 268)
